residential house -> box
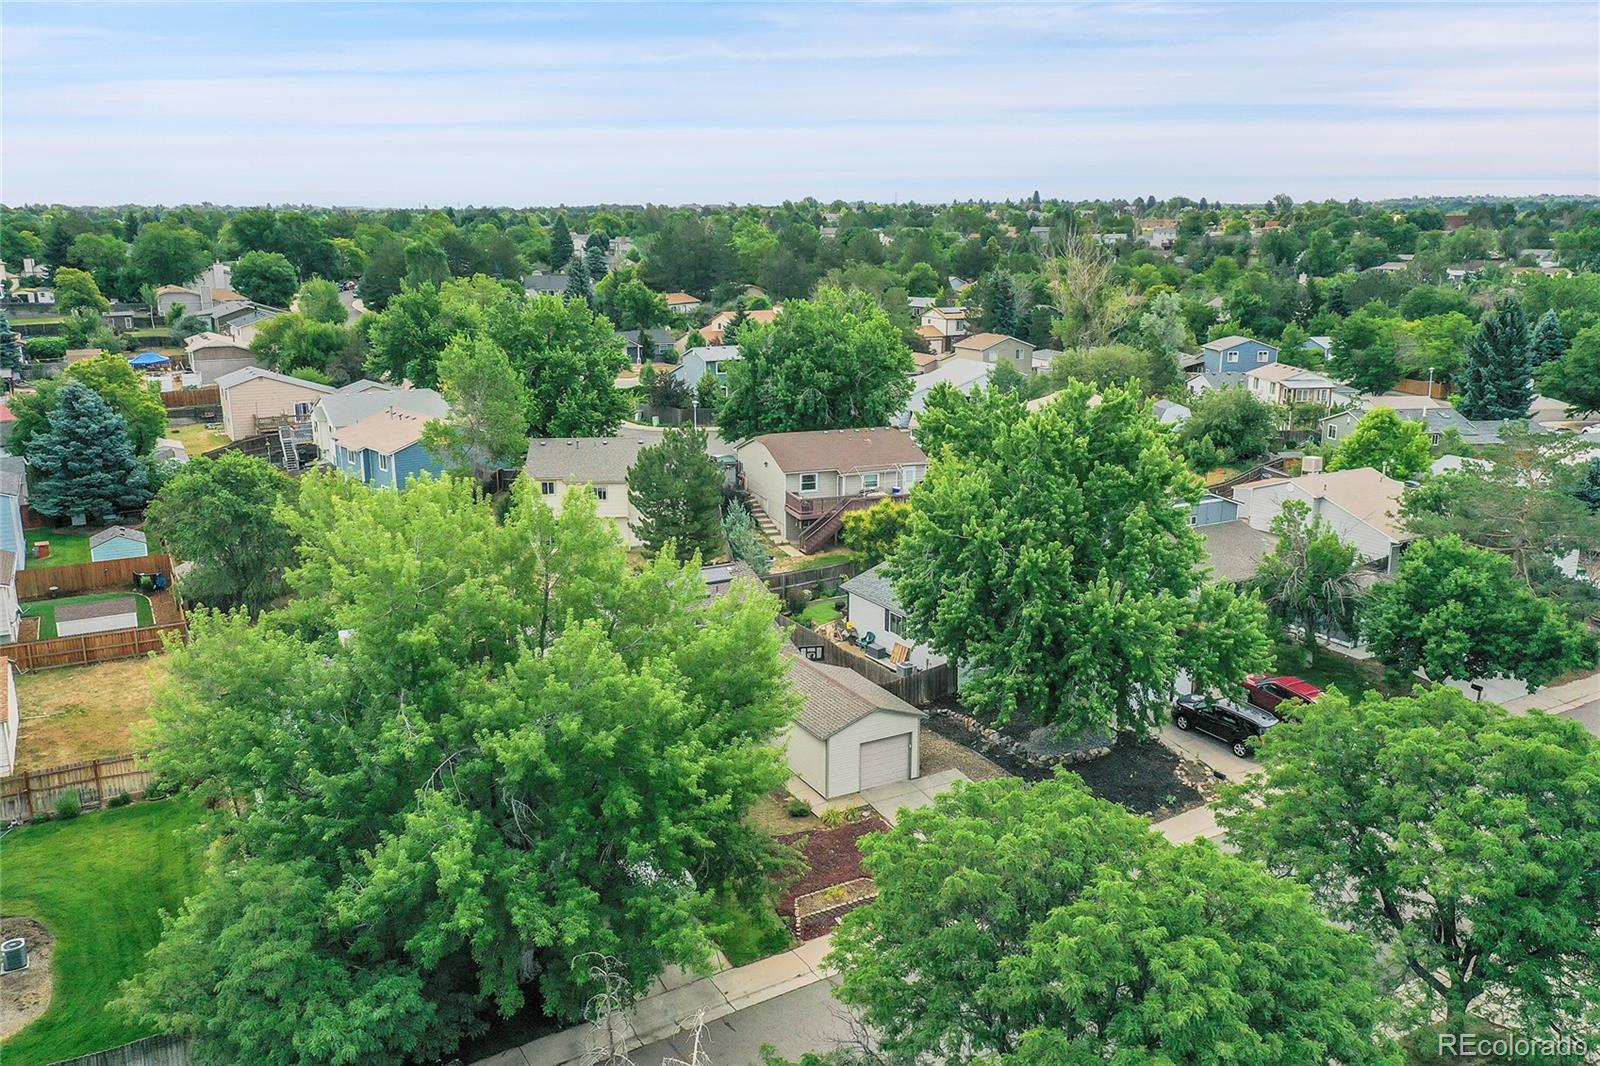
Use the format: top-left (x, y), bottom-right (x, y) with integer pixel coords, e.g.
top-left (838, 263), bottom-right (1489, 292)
top-left (88, 526), bottom-right (149, 562)
top-left (918, 307), bottom-right (968, 353)
top-left (783, 648), bottom-right (925, 800)
top-left (0, 557), bottom-right (18, 642)
top-left (1246, 362), bottom-right (1340, 408)
top-left (332, 408), bottom-right (445, 489)
top-left (702, 308), bottom-right (779, 345)
top-left (207, 299), bottom-right (281, 332)
top-left (663, 292), bottom-right (703, 315)
top-left (183, 331), bottom-right (257, 384)
top-left (0, 461), bottom-right (26, 577)
top-left (700, 560), bottom-right (760, 602)
top-left (1232, 468), bottom-right (1411, 573)
top-left (1319, 393), bottom-right (1503, 448)
top-left (946, 276), bottom-right (974, 294)
top-left (1187, 335), bottom-right (1279, 394)
top-left (617, 328), bottom-right (678, 364)
top-left (310, 381), bottom-right (447, 463)
top-left (1138, 218), bottom-right (1178, 249)
top-left (907, 295), bottom-right (937, 314)
top-left (895, 357), bottom-right (992, 428)
top-left (840, 563), bottom-right (946, 671)
top-left (0, 657), bottom-right (15, 774)
top-left (1302, 336), bottom-right (1334, 360)
top-left (7, 287), bottom-right (55, 306)
top-left (216, 366), bottom-right (336, 440)
top-left (1184, 494), bottom-right (1277, 584)
top-left (735, 428), bottom-right (926, 551)
top-left (950, 332), bottom-right (1034, 375)
top-left (0, 405), bottom-right (14, 448)
top-left (673, 345), bottom-right (741, 395)
top-left (522, 273), bottom-right (569, 296)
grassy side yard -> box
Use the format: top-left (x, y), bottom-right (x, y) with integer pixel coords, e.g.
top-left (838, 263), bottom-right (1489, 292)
top-left (772, 550), bottom-right (856, 574)
top-left (701, 894), bottom-right (796, 967)
top-left (163, 421), bottom-right (230, 456)
top-left (796, 596), bottom-right (843, 627)
top-left (23, 530), bottom-right (91, 568)
top-left (0, 798), bottom-right (205, 1066)
top-left (14, 658), bottom-right (170, 771)
top-left (1271, 640), bottom-right (1408, 699)
top-left (22, 594), bottom-right (154, 640)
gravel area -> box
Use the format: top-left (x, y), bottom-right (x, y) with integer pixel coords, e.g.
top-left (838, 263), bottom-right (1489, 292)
top-left (919, 729), bottom-right (1009, 781)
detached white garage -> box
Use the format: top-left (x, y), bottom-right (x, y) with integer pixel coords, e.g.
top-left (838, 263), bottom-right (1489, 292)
top-left (784, 650), bottom-right (925, 800)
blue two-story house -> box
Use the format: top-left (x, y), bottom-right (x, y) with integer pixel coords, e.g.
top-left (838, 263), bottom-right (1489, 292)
top-left (1187, 335), bottom-right (1279, 395)
top-left (332, 408), bottom-right (446, 489)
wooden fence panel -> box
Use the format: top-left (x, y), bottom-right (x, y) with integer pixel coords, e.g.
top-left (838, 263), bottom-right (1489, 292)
top-left (7, 621), bottom-right (187, 672)
top-left (786, 622), bottom-right (955, 705)
top-left (17, 554), bottom-right (173, 599)
top-left (160, 385), bottom-right (219, 409)
top-left (765, 561), bottom-right (860, 598)
top-left (884, 661), bottom-right (956, 705)
top-left (48, 1034), bottom-right (191, 1066)
top-left (0, 753), bottom-right (156, 820)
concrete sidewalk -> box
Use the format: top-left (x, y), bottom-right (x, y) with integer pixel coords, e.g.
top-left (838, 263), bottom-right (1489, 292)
top-left (477, 934), bottom-right (838, 1066)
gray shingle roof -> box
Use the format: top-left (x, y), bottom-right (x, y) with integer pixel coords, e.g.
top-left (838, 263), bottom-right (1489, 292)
top-left (524, 434), bottom-right (659, 484)
top-left (1200, 521), bottom-right (1279, 584)
top-left (784, 649), bottom-right (923, 739)
top-left (841, 562), bottom-right (900, 612)
top-left (55, 596), bottom-right (139, 623)
top-left (89, 526), bottom-right (146, 549)
top-left (315, 386), bottom-right (447, 430)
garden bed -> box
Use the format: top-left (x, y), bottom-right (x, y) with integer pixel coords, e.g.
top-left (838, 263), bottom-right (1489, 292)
top-left (776, 813), bottom-right (889, 940)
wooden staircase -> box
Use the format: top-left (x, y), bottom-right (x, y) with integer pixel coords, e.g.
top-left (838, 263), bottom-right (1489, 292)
top-left (797, 496), bottom-right (872, 554)
top-left (748, 499), bottom-right (782, 541)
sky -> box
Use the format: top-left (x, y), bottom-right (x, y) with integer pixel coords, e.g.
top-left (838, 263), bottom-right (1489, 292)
top-left (3, 1), bottom-right (1598, 207)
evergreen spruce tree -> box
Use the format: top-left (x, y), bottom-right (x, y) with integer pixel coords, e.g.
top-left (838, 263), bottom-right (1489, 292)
top-left (0, 310), bottom-right (24, 376)
top-left (1457, 297), bottom-right (1532, 420)
top-left (563, 255), bottom-right (593, 302)
top-left (1576, 457), bottom-right (1600, 513)
top-left (627, 425), bottom-right (726, 561)
top-left (980, 269), bottom-right (1018, 336)
top-left (584, 238), bottom-right (608, 281)
top-left (548, 215), bottom-right (574, 268)
top-left (28, 380), bottom-right (151, 520)
top-left (1530, 308), bottom-right (1568, 367)
top-left (723, 309), bottom-right (748, 345)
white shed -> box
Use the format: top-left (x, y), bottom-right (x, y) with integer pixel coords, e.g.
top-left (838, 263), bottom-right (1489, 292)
top-left (784, 650), bottom-right (924, 799)
top-left (55, 597), bottom-right (140, 637)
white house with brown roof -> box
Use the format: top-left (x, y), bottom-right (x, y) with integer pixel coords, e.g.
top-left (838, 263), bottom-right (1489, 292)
top-left (951, 332), bottom-right (1034, 376)
top-left (662, 292), bottom-right (703, 315)
top-left (1245, 362), bottom-right (1340, 408)
top-left (183, 331), bottom-right (257, 384)
top-left (1231, 468), bottom-right (1411, 573)
top-left (216, 366), bottom-right (336, 440)
top-left (735, 428), bottom-right (926, 552)
top-left (919, 306), bottom-right (967, 340)
top-left (783, 648), bottom-right (925, 799)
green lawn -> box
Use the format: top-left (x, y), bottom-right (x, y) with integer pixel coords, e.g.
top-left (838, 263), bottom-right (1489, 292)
top-left (797, 597), bottom-right (844, 627)
top-left (23, 593), bottom-right (154, 640)
top-left (24, 530), bottom-right (92, 568)
top-left (0, 798), bottom-right (205, 1066)
top-left (1271, 640), bottom-right (1408, 699)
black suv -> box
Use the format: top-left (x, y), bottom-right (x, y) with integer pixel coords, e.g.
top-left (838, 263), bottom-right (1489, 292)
top-left (1172, 693), bottom-right (1278, 759)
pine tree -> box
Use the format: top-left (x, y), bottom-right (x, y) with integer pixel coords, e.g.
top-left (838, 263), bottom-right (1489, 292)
top-left (1457, 297), bottom-right (1532, 420)
top-left (1576, 457), bottom-right (1600, 513)
top-left (584, 238), bottom-right (608, 281)
top-left (563, 255), bottom-right (592, 302)
top-left (28, 381), bottom-right (151, 520)
top-left (1530, 308), bottom-right (1568, 367)
top-left (723, 309), bottom-right (748, 345)
top-left (549, 215), bottom-right (574, 268)
top-left (627, 425), bottom-right (726, 560)
top-left (0, 310), bottom-right (24, 375)
top-left (980, 270), bottom-right (1018, 336)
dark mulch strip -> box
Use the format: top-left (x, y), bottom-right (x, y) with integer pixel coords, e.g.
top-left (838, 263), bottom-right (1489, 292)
top-left (776, 814), bottom-right (890, 919)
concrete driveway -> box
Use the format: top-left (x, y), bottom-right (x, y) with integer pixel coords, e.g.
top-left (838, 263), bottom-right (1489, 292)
top-left (1158, 722), bottom-right (1257, 781)
top-left (860, 768), bottom-right (968, 826)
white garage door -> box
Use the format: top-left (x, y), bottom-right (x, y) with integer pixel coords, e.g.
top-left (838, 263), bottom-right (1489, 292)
top-left (858, 734), bottom-right (911, 791)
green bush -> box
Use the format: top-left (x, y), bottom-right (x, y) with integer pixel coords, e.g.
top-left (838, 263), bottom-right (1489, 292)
top-left (107, 792), bottom-right (133, 808)
top-left (786, 797), bottom-right (812, 818)
top-left (55, 792), bottom-right (81, 820)
top-left (26, 336), bottom-right (69, 360)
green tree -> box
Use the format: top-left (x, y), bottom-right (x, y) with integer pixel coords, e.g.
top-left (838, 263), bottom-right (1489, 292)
top-left (903, 261), bottom-right (939, 297)
top-left (830, 775), bottom-right (1394, 1065)
top-left (0, 309), bottom-right (25, 374)
top-left (1538, 321), bottom-right (1600, 415)
top-left (627, 425), bottom-right (726, 561)
top-left (1253, 500), bottom-right (1365, 662)
top-left (296, 277), bottom-right (347, 325)
top-left (357, 239), bottom-right (406, 311)
top-left (719, 286), bottom-right (914, 439)
top-left (840, 497), bottom-right (910, 566)
top-left (26, 381), bottom-right (151, 519)
top-left (1220, 686), bottom-right (1600, 1032)
top-left (890, 383), bottom-right (1270, 732)
top-left (1458, 297), bottom-right (1533, 420)
top-left (548, 214), bottom-right (574, 267)
top-left (129, 221), bottom-right (211, 287)
top-left (1178, 386), bottom-right (1280, 465)
top-left (1330, 307), bottom-right (1404, 393)
top-left (121, 477), bottom-right (797, 1064)
top-left (1529, 307), bottom-right (1568, 367)
top-left (232, 250), bottom-right (299, 307)
top-left (976, 270), bottom-right (1017, 335)
top-left (420, 334), bottom-right (529, 486)
top-left (144, 451), bottom-right (298, 617)
top-left (364, 283), bottom-right (454, 386)
top-left (488, 291), bottom-right (630, 437)
top-left (563, 255), bottom-right (593, 302)
top-left (1327, 406), bottom-right (1431, 479)
top-left (583, 238), bottom-right (608, 282)
top-left (722, 499), bottom-right (771, 576)
top-left (1575, 457), bottom-right (1600, 512)
top-left (403, 241), bottom-right (450, 289)
top-left (52, 266), bottom-right (111, 314)
top-left (11, 352), bottom-right (166, 456)
top-left (1363, 535), bottom-right (1596, 688)
top-left (249, 313), bottom-right (348, 377)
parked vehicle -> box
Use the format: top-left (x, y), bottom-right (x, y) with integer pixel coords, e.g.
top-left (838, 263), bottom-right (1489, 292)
top-left (1242, 674), bottom-right (1324, 719)
top-left (1172, 693), bottom-right (1278, 758)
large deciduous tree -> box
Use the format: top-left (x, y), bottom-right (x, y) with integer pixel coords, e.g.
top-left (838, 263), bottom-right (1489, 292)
top-left (51, 266), bottom-right (111, 314)
top-left (129, 221), bottom-right (211, 288)
top-left (830, 775), bottom-right (1394, 1065)
top-left (232, 250), bottom-right (300, 307)
top-left (627, 425), bottom-right (726, 561)
top-left (1252, 500), bottom-right (1365, 662)
top-left (1220, 687), bottom-right (1600, 1032)
top-left (144, 451), bottom-right (299, 617)
top-left (1327, 406), bottom-right (1431, 480)
top-left (1539, 321), bottom-right (1600, 415)
top-left (27, 381), bottom-right (151, 520)
top-left (1458, 297), bottom-right (1533, 420)
top-left (840, 497), bottom-right (910, 566)
top-left (297, 277), bottom-right (348, 325)
top-left (421, 334), bottom-right (529, 486)
top-left (120, 476), bottom-right (797, 1066)
top-left (890, 383), bottom-right (1270, 733)
top-left (718, 286), bottom-right (914, 439)
top-left (1177, 386), bottom-right (1280, 466)
top-left (1363, 535), bottom-right (1596, 688)
top-left (12, 352), bottom-right (166, 456)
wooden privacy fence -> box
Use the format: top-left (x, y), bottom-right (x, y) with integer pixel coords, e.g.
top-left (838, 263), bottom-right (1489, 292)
top-left (1, 753), bottom-right (155, 821)
top-left (18, 553), bottom-right (173, 599)
top-left (160, 384), bottom-right (219, 408)
top-left (765, 560), bottom-right (860, 598)
top-left (786, 623), bottom-right (956, 705)
top-left (48, 1035), bottom-right (190, 1066)
top-left (7, 621), bottom-right (187, 671)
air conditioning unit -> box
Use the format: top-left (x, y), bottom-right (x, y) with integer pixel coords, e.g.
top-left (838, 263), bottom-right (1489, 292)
top-left (1302, 455), bottom-right (1324, 474)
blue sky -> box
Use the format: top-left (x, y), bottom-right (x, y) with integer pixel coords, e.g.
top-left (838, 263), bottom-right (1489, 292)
top-left (3, 2), bottom-right (1596, 206)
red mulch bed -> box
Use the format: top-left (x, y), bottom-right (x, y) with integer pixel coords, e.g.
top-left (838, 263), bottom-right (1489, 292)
top-left (776, 814), bottom-right (890, 937)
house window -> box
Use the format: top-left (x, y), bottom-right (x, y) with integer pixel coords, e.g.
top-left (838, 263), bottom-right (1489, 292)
top-left (293, 401), bottom-right (312, 419)
top-left (1256, 351), bottom-right (1269, 363)
top-left (862, 473), bottom-right (879, 490)
top-left (799, 473), bottom-right (817, 493)
top-left (885, 608), bottom-right (906, 633)
top-left (541, 481), bottom-right (556, 496)
top-left (377, 453), bottom-right (390, 472)
top-left (1226, 351), bottom-right (1239, 363)
top-left (595, 487), bottom-right (608, 501)
top-left (1326, 426), bottom-right (1338, 440)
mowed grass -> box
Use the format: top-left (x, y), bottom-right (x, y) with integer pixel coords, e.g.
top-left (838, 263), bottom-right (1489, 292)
top-left (796, 596), bottom-right (843, 627)
top-left (772, 550), bottom-right (856, 574)
top-left (21, 593), bottom-right (153, 640)
top-left (14, 657), bottom-right (170, 771)
top-left (0, 798), bottom-right (205, 1066)
top-left (1271, 640), bottom-right (1409, 699)
top-left (163, 421), bottom-right (230, 456)
top-left (23, 530), bottom-right (91, 568)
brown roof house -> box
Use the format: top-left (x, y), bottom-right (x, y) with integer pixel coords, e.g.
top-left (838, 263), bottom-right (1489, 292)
top-left (783, 649), bottom-right (925, 801)
top-left (734, 428), bottom-right (926, 553)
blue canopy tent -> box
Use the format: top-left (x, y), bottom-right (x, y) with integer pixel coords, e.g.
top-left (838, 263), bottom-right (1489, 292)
top-left (128, 352), bottom-right (171, 368)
